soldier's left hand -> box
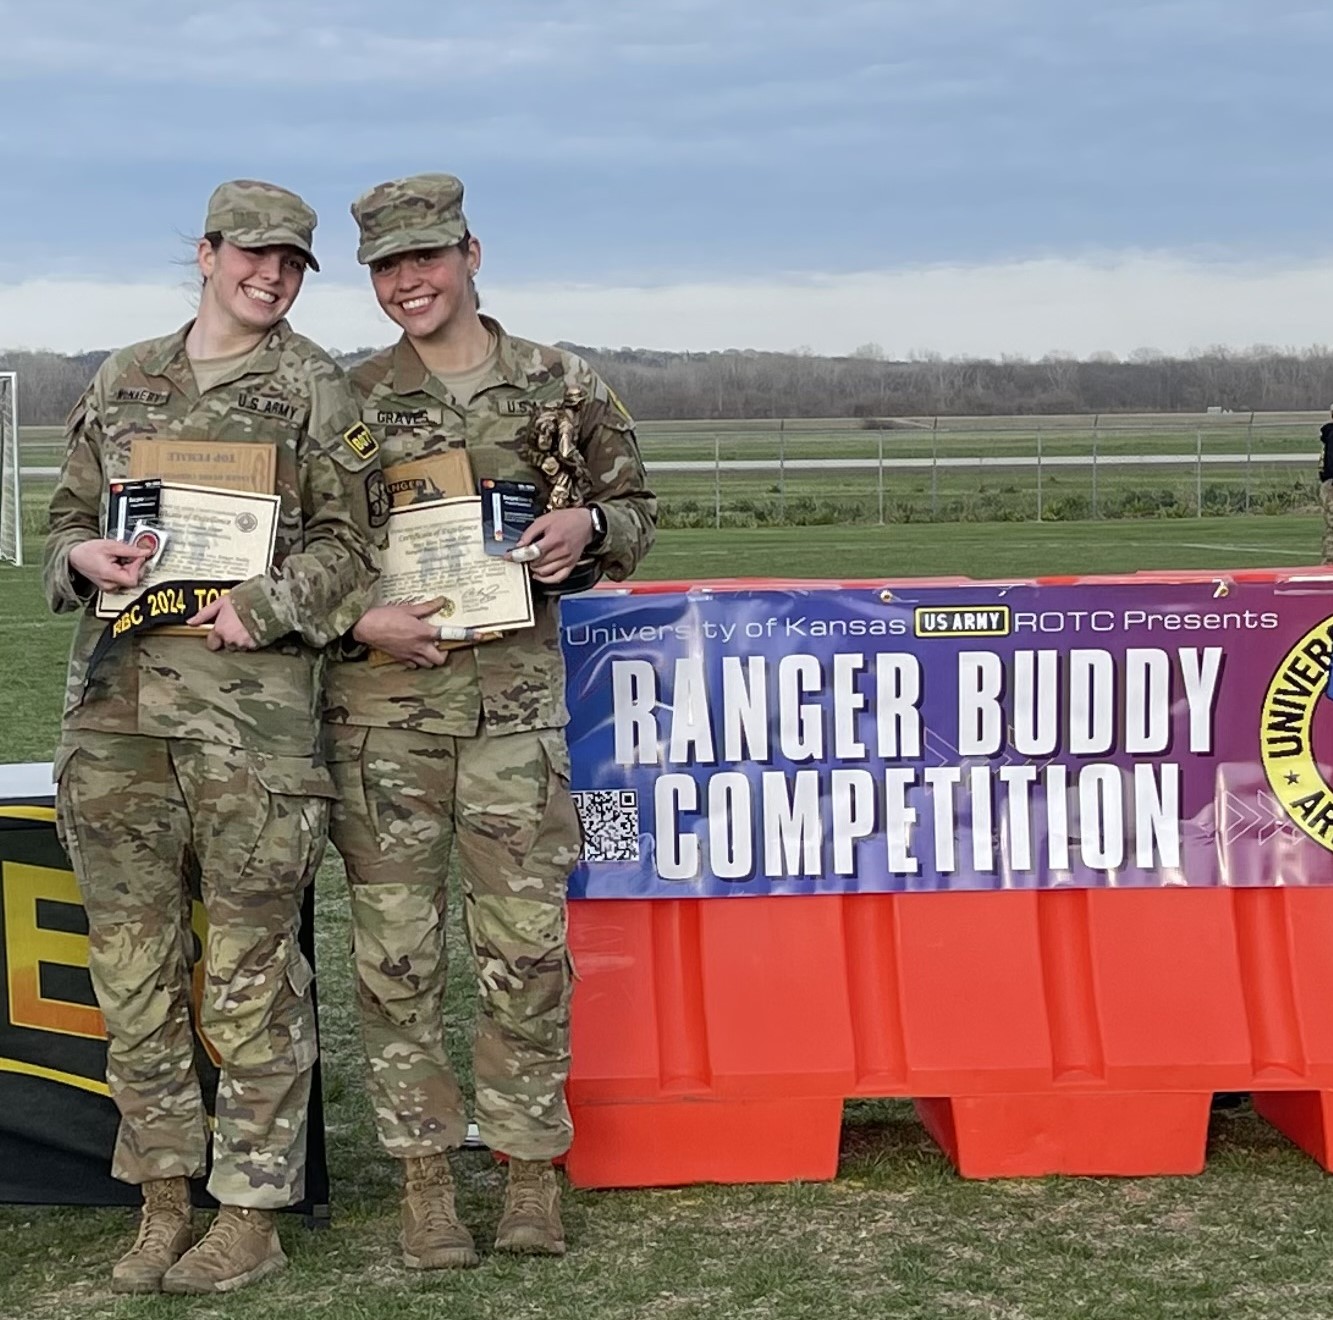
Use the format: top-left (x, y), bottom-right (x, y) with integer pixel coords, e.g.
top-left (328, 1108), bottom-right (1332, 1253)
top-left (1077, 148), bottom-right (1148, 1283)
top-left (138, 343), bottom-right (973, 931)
top-left (188, 594), bottom-right (258, 651)
top-left (512, 508), bottom-right (594, 584)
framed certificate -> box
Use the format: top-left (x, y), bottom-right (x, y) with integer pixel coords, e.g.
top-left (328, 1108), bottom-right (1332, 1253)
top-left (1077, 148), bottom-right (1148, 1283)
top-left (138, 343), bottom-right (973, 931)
top-left (378, 496), bottom-right (534, 634)
top-left (96, 482), bottom-right (281, 620)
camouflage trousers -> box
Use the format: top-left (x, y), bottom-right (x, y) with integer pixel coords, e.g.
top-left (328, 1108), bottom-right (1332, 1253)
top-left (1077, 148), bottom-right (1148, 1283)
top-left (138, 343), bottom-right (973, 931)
top-left (53, 731), bottom-right (330, 1208)
top-left (325, 722), bottom-right (580, 1162)
top-left (1321, 480), bottom-right (1333, 563)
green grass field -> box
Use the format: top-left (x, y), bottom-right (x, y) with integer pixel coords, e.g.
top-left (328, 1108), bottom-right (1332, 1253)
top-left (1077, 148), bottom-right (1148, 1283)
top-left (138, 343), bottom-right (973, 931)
top-left (4, 520), bottom-right (1333, 1319)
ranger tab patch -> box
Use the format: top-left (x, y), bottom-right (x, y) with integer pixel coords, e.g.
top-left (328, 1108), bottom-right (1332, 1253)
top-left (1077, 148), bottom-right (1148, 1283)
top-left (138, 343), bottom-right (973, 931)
top-left (342, 421), bottom-right (379, 460)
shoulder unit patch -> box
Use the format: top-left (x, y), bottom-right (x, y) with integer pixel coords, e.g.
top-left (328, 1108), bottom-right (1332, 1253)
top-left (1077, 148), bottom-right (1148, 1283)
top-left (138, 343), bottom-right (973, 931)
top-left (342, 421), bottom-right (379, 460)
top-left (605, 385), bottom-right (634, 424)
top-left (365, 469), bottom-right (391, 528)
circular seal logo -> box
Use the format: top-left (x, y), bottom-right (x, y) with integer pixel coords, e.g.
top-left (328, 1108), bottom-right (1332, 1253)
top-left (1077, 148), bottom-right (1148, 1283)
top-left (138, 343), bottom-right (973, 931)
top-left (1260, 615), bottom-right (1333, 850)
top-left (235, 512), bottom-right (258, 533)
top-left (365, 469), bottom-right (391, 528)
top-left (437, 597), bottom-right (456, 618)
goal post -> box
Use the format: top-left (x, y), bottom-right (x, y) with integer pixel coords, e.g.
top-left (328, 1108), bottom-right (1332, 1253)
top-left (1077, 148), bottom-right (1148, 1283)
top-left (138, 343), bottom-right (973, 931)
top-left (0, 372), bottom-right (20, 567)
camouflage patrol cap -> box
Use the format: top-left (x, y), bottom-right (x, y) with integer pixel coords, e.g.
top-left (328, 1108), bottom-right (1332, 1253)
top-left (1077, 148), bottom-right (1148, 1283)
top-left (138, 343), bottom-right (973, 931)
top-left (204, 179), bottom-right (320, 272)
top-left (351, 173), bottom-right (469, 265)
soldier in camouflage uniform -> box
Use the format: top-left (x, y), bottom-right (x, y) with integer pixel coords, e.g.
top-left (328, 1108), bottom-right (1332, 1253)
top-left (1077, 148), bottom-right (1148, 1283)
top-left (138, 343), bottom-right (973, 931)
top-left (324, 173), bottom-right (655, 1265)
top-left (44, 181), bottom-right (385, 1295)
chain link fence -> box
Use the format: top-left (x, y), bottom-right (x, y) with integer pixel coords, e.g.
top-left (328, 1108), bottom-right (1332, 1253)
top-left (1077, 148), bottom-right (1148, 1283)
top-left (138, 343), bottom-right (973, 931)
top-left (636, 411), bottom-right (1326, 528)
top-left (16, 410), bottom-right (1328, 537)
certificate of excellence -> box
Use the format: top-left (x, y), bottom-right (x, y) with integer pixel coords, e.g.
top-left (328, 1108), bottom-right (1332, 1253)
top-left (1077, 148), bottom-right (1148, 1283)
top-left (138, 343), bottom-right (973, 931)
top-left (378, 496), bottom-right (534, 633)
top-left (96, 483), bottom-right (280, 620)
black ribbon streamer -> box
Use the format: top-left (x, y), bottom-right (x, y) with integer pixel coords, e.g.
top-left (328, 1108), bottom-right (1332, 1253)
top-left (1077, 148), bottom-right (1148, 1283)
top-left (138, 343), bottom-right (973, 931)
top-left (84, 579), bottom-right (239, 691)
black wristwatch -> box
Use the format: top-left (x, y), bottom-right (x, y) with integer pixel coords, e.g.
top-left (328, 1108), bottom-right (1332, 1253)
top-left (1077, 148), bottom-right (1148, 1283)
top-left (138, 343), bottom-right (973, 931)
top-left (587, 503), bottom-right (608, 552)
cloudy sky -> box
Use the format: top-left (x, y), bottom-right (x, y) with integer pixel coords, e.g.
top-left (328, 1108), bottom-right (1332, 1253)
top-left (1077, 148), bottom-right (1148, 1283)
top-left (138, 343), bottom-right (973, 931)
top-left (1, 0), bottom-right (1330, 357)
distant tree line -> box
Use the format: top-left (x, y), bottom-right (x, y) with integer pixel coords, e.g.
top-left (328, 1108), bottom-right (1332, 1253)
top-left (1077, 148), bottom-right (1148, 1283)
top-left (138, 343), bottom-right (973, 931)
top-left (8, 341), bottom-right (1333, 427)
top-left (568, 344), bottom-right (1333, 420)
top-left (2, 350), bottom-right (116, 428)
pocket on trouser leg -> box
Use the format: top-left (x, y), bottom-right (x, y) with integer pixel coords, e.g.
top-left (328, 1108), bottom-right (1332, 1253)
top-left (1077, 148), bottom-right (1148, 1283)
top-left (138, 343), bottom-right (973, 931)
top-left (241, 754), bottom-right (335, 889)
top-left (459, 730), bottom-right (576, 903)
top-left (203, 931), bottom-right (318, 1075)
top-left (532, 730), bottom-right (582, 879)
top-left (323, 723), bottom-right (372, 853)
top-left (297, 797), bottom-right (331, 888)
top-left (198, 771), bottom-right (325, 1067)
top-left (284, 946), bottom-right (319, 1073)
top-left (178, 743), bottom-right (333, 900)
top-left (51, 743), bottom-right (80, 862)
top-left (51, 741), bottom-right (154, 897)
top-left (467, 894), bottom-right (571, 1046)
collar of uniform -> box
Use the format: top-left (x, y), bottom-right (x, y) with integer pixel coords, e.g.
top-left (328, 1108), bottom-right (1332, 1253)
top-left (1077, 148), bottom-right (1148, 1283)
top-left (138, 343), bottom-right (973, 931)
top-left (390, 335), bottom-right (432, 396)
top-left (483, 316), bottom-right (532, 389)
top-left (141, 322), bottom-right (194, 378)
top-left (389, 315), bottom-right (533, 399)
top-left (243, 322), bottom-right (289, 378)
top-left (142, 319), bottom-right (289, 388)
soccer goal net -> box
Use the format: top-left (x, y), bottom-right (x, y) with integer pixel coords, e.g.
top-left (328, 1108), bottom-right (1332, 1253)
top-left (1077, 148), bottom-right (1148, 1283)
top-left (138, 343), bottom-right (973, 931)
top-left (0, 373), bottom-right (20, 567)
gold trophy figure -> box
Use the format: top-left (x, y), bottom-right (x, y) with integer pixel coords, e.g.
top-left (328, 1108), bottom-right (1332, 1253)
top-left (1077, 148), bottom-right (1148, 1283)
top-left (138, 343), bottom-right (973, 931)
top-left (520, 386), bottom-right (603, 595)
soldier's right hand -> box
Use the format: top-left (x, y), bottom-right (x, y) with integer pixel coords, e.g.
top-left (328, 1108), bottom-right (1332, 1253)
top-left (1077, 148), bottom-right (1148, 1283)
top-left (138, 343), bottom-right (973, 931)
top-left (68, 538), bottom-right (154, 592)
top-left (351, 598), bottom-right (450, 668)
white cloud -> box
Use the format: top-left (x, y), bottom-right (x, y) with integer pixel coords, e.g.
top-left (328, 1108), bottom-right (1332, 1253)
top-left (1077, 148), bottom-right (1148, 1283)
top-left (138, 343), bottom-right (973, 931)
top-left (0, 0), bottom-right (1033, 87)
top-left (0, 1), bottom-right (580, 83)
top-left (5, 250), bottom-right (1333, 360)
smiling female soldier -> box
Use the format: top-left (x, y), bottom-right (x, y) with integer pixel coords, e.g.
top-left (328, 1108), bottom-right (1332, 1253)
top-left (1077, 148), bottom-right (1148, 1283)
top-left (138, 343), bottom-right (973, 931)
top-left (322, 173), bottom-right (655, 1267)
top-left (43, 180), bottom-right (385, 1296)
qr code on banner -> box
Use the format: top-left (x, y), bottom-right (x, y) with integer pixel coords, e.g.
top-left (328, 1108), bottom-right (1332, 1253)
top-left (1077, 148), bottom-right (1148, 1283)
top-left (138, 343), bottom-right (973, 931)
top-left (573, 789), bottom-right (640, 863)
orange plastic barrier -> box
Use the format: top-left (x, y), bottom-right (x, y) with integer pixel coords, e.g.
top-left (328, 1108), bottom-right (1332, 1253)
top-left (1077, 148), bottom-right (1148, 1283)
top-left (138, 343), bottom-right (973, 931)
top-left (561, 572), bottom-right (1333, 1185)
top-left (565, 888), bottom-right (1333, 1184)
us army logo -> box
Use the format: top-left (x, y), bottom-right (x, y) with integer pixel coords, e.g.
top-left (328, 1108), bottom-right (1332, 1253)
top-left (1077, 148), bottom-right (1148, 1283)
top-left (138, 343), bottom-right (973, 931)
top-left (114, 387), bottom-right (170, 406)
top-left (914, 606), bottom-right (1012, 638)
top-left (342, 422), bottom-right (379, 460)
top-left (1261, 615), bottom-right (1333, 852)
top-left (237, 392), bottom-right (297, 421)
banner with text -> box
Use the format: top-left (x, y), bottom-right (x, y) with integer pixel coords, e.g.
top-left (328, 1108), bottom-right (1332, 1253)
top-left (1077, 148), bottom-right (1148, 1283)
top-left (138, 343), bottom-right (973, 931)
top-left (0, 785), bottom-right (329, 1210)
top-left (562, 579), bottom-right (1333, 897)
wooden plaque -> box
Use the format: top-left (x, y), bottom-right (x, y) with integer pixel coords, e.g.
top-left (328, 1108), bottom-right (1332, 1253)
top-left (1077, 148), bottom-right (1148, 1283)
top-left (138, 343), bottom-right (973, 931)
top-left (129, 438), bottom-right (276, 494)
top-left (383, 449), bottom-right (475, 507)
top-left (123, 439), bottom-right (275, 634)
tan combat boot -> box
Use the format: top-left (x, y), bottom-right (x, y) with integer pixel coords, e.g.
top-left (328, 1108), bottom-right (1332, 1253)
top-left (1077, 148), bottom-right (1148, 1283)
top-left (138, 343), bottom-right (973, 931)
top-left (160, 1205), bottom-right (286, 1294)
top-left (494, 1158), bottom-right (566, 1256)
top-left (401, 1153), bottom-right (479, 1269)
top-left (110, 1175), bottom-right (194, 1293)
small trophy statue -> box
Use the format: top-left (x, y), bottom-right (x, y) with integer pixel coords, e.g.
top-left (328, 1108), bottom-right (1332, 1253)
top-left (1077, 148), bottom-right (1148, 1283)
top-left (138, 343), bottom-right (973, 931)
top-left (520, 385), bottom-right (603, 595)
